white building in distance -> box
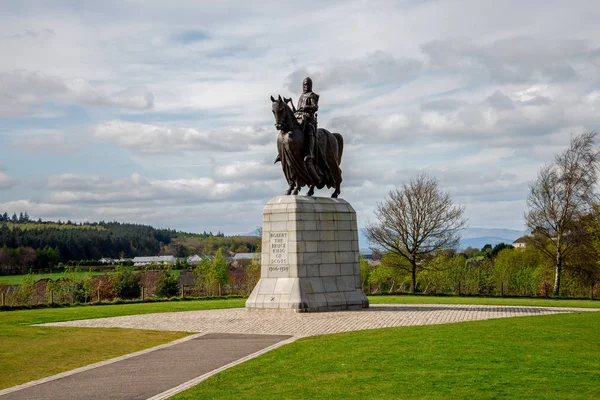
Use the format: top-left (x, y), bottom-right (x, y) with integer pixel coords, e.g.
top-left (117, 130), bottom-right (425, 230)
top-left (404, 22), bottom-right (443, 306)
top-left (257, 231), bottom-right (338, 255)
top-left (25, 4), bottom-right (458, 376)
top-left (133, 255), bottom-right (176, 266)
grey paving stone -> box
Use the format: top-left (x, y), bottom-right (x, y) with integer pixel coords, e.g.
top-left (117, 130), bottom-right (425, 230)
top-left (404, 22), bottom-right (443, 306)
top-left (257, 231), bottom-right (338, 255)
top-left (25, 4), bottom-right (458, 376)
top-left (41, 304), bottom-right (597, 338)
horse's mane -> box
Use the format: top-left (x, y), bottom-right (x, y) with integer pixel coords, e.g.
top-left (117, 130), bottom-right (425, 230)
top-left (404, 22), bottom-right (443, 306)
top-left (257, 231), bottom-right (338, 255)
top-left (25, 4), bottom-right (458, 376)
top-left (276, 95), bottom-right (299, 130)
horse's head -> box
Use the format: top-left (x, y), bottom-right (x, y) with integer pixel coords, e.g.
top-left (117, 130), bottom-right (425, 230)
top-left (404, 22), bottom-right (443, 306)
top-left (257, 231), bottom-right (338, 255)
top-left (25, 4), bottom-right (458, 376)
top-left (270, 94), bottom-right (287, 131)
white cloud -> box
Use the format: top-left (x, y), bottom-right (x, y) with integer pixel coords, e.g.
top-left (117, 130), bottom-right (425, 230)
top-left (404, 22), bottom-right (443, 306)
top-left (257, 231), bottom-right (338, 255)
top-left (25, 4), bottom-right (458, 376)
top-left (44, 172), bottom-right (275, 204)
top-left (213, 161), bottom-right (280, 182)
top-left (0, 70), bottom-right (154, 116)
top-left (422, 37), bottom-right (598, 84)
top-left (3, 1), bottom-right (600, 233)
top-left (0, 200), bottom-right (70, 218)
top-left (93, 121), bottom-right (272, 154)
top-left (0, 173), bottom-right (18, 190)
top-left (285, 51), bottom-right (422, 92)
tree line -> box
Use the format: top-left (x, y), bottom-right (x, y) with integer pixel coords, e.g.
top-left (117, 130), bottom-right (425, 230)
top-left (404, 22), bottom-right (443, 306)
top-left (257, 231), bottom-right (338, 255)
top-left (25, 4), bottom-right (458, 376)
top-left (0, 217), bottom-right (259, 274)
top-left (365, 132), bottom-right (600, 298)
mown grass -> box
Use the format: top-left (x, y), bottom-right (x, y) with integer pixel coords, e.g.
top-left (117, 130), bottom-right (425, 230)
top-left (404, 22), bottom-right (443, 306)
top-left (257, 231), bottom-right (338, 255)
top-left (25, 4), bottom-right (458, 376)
top-left (174, 311), bottom-right (600, 400)
top-left (368, 294), bottom-right (600, 308)
top-left (2, 293), bottom-right (598, 394)
top-left (0, 298), bottom-right (245, 389)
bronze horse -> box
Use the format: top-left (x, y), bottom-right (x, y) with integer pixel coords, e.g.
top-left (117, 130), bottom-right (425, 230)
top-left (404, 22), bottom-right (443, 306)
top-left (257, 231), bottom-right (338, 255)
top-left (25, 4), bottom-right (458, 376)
top-left (270, 95), bottom-right (343, 198)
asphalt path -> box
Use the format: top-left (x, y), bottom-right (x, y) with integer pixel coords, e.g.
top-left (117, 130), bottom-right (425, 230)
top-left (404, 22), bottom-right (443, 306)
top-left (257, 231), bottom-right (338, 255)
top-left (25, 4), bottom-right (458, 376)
top-left (0, 333), bottom-right (292, 400)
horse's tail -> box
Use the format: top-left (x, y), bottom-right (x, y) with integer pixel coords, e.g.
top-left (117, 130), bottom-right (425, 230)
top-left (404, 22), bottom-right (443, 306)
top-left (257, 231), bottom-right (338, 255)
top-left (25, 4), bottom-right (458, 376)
top-left (332, 132), bottom-right (343, 164)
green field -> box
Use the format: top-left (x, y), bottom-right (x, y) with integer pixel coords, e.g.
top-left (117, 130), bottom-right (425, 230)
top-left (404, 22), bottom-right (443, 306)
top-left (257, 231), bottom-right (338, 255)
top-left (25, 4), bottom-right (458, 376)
top-left (0, 269), bottom-right (184, 285)
top-left (2, 295), bottom-right (599, 397)
top-left (0, 298), bottom-right (245, 389)
top-left (369, 294), bottom-right (600, 308)
top-left (174, 312), bottom-right (600, 399)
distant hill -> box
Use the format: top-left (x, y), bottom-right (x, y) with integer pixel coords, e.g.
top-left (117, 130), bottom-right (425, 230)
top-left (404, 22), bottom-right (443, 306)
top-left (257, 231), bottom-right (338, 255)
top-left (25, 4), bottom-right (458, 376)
top-left (1, 215), bottom-right (259, 267)
top-left (460, 228), bottom-right (525, 241)
top-left (458, 228), bottom-right (525, 251)
top-left (358, 227), bottom-right (526, 254)
top-left (244, 228), bottom-right (261, 237)
top-left (459, 236), bottom-right (517, 250)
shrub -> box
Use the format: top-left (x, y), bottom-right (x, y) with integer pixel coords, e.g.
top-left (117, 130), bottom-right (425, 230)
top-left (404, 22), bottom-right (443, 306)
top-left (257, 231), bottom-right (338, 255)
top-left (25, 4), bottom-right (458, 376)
top-left (14, 271), bottom-right (36, 305)
top-left (111, 265), bottom-right (141, 299)
top-left (157, 270), bottom-right (180, 298)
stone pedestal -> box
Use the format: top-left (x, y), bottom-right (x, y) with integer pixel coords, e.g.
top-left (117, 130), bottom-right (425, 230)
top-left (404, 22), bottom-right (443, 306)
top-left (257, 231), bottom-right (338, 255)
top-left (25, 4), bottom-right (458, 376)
top-left (246, 196), bottom-right (369, 312)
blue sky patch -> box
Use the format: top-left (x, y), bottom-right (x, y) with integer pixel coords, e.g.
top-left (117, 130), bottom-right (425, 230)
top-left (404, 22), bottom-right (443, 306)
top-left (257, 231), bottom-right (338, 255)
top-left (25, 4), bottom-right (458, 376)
top-left (174, 30), bottom-right (209, 44)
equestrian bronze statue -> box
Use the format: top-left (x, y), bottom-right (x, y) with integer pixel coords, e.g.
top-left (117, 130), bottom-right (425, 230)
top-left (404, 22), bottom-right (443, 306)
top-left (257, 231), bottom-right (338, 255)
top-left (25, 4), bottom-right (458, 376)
top-left (271, 77), bottom-right (344, 198)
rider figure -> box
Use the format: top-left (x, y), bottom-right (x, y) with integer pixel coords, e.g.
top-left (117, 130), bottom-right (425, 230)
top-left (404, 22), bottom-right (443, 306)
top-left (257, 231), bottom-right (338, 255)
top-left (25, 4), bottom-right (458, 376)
top-left (295, 77), bottom-right (319, 166)
top-left (274, 77), bottom-right (320, 182)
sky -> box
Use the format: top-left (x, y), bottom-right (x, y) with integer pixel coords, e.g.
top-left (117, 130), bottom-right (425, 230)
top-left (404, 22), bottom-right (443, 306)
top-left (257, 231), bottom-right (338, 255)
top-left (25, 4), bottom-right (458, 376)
top-left (1, 0), bottom-right (600, 235)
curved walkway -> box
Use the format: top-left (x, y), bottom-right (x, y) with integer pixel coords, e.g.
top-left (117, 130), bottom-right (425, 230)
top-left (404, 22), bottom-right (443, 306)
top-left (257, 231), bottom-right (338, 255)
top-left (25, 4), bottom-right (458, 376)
top-left (1, 304), bottom-right (596, 400)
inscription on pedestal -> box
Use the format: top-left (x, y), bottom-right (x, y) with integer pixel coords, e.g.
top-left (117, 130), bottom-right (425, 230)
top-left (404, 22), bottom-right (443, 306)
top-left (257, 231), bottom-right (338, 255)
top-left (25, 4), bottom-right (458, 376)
top-left (269, 232), bottom-right (289, 277)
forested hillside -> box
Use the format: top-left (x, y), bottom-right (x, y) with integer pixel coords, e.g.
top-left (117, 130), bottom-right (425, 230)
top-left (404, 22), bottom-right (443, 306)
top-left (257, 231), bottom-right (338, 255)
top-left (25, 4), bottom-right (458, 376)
top-left (0, 218), bottom-right (177, 262)
top-left (0, 212), bottom-right (259, 273)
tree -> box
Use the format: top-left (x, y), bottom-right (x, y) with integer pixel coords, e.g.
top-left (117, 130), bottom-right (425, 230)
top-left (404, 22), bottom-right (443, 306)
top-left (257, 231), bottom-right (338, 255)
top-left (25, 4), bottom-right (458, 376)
top-left (235, 245), bottom-right (250, 253)
top-left (211, 248), bottom-right (229, 295)
top-left (525, 132), bottom-right (600, 296)
top-left (492, 247), bottom-right (543, 296)
top-left (359, 255), bottom-right (371, 293)
top-left (490, 242), bottom-right (514, 258)
top-left (15, 272), bottom-right (36, 306)
top-left (365, 174), bottom-right (467, 293)
top-left (193, 257), bottom-right (212, 295)
top-left (111, 265), bottom-right (141, 299)
top-left (580, 203), bottom-right (600, 298)
top-left (157, 266), bottom-right (180, 298)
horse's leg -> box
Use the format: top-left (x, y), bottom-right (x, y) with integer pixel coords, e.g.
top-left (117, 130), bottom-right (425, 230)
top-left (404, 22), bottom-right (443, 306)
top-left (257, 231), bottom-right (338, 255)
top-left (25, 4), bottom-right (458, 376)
top-left (285, 181), bottom-right (295, 195)
top-left (292, 181), bottom-right (301, 195)
top-left (307, 185), bottom-right (315, 196)
top-left (331, 186), bottom-right (340, 198)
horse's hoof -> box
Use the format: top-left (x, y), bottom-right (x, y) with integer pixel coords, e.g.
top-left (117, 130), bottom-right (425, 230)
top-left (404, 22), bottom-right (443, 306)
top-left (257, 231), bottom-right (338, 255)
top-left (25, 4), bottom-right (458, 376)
top-left (285, 190), bottom-right (292, 195)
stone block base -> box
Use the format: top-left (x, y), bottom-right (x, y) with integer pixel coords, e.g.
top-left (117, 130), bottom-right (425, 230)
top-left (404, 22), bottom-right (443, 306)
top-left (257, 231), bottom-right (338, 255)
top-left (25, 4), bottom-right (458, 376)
top-left (246, 195), bottom-right (369, 312)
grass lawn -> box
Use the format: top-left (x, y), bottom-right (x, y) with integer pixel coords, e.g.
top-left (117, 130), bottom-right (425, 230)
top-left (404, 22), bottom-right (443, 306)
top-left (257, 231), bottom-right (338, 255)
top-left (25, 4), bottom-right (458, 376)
top-left (174, 311), bottom-right (600, 400)
top-left (2, 294), bottom-right (598, 395)
top-left (368, 294), bottom-right (600, 308)
top-left (0, 298), bottom-right (245, 389)
top-left (0, 269), bottom-right (184, 285)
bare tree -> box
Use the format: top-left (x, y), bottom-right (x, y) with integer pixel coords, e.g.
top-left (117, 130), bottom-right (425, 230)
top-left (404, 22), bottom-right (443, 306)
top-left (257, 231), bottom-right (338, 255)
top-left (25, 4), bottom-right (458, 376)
top-left (526, 132), bottom-right (600, 296)
top-left (364, 174), bottom-right (467, 293)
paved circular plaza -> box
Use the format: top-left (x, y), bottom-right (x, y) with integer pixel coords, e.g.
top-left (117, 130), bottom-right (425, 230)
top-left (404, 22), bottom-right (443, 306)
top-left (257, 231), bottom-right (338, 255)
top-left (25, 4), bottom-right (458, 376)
top-left (42, 304), bottom-right (596, 338)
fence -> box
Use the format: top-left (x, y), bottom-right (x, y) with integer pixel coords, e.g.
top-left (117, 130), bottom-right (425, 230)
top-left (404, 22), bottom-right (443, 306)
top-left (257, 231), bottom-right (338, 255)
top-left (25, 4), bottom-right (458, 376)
top-left (0, 269), bottom-right (258, 308)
